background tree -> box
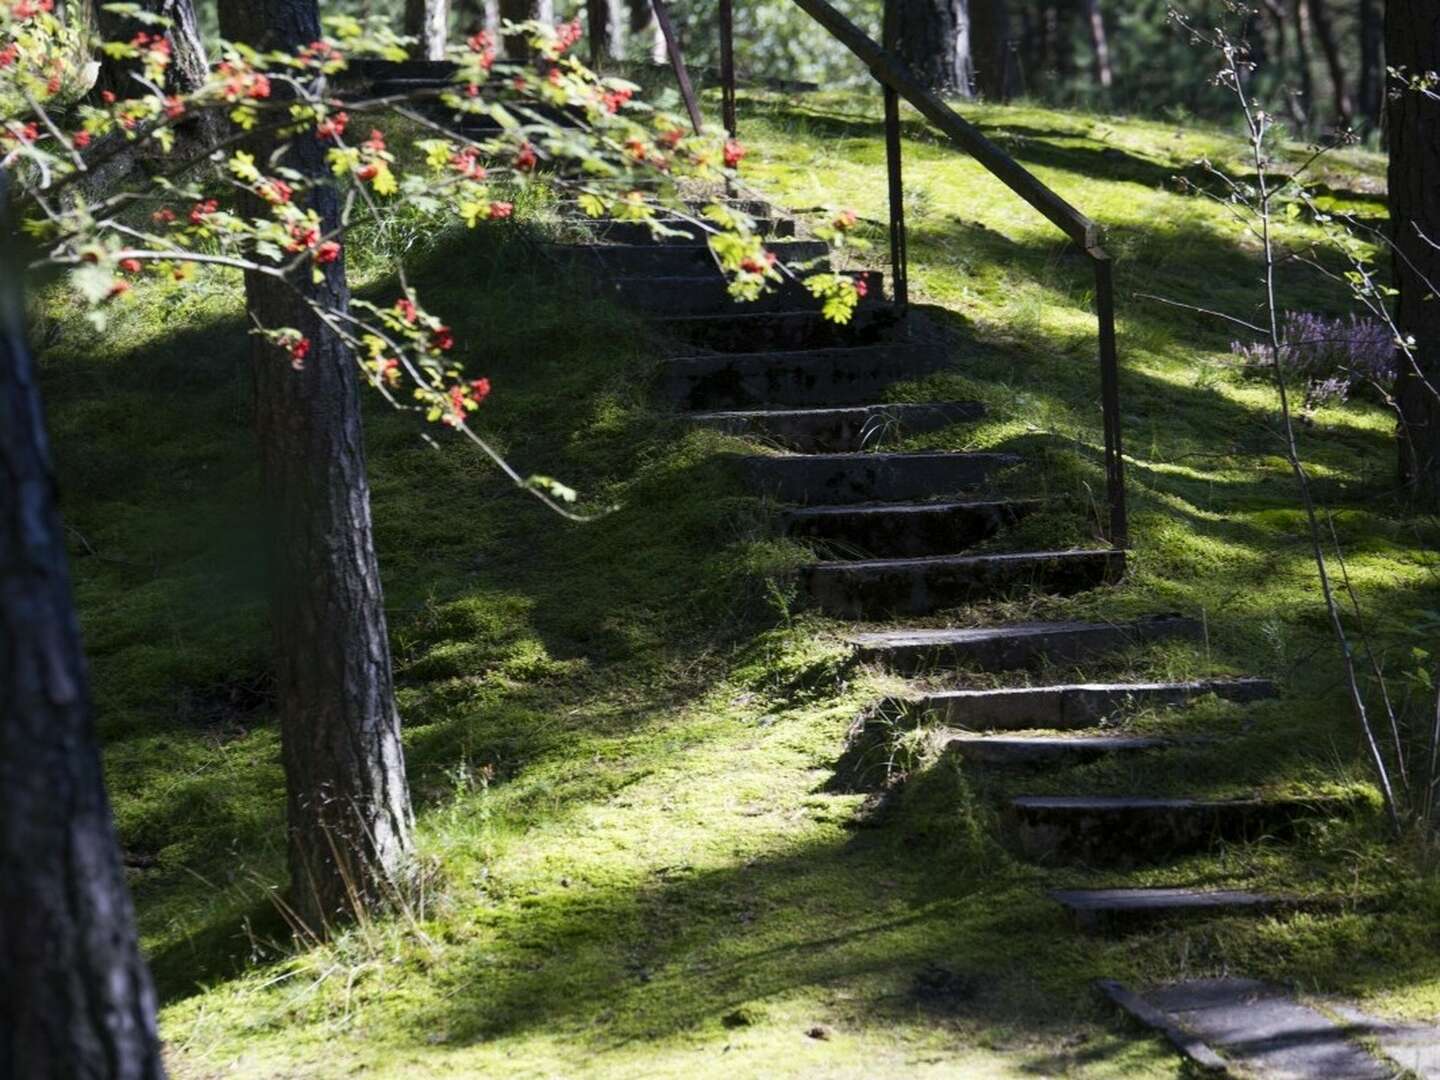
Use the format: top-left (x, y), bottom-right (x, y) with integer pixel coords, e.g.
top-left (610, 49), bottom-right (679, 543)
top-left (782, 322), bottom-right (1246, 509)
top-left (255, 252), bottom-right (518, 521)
top-left (1386, 0), bottom-right (1440, 504)
top-left (0, 194), bottom-right (164, 1080)
top-left (93, 0), bottom-right (209, 100)
top-left (892, 0), bottom-right (975, 95)
top-left (501, 0), bottom-right (553, 57)
top-left (405, 0), bottom-right (450, 59)
top-left (1080, 0), bottom-right (1111, 91)
top-left (587, 0), bottom-right (624, 62)
top-left (217, 0), bottom-right (417, 931)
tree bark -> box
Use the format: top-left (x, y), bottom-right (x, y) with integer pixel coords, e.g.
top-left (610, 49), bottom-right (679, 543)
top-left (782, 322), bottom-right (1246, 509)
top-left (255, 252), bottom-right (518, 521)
top-left (627, 0), bottom-right (668, 64)
top-left (1292, 0), bottom-right (1317, 126)
top-left (92, 0), bottom-right (209, 100)
top-left (1358, 0), bottom-right (1382, 128)
top-left (894, 0), bottom-right (976, 96)
top-left (1386, 0), bottom-right (1440, 503)
top-left (968, 0), bottom-right (1008, 99)
top-left (405, 0), bottom-right (450, 60)
top-left (499, 0), bottom-right (554, 59)
top-left (1305, 0), bottom-right (1354, 128)
top-left (217, 0), bottom-right (415, 933)
top-left (1081, 0), bottom-right (1112, 90)
top-left (0, 187), bottom-right (165, 1080)
top-left (587, 0), bottom-right (625, 62)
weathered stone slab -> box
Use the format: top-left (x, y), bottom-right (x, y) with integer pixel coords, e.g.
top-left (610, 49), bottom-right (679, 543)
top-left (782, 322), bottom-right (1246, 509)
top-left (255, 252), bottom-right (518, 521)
top-left (655, 308), bottom-right (896, 352)
top-left (1056, 888), bottom-right (1282, 931)
top-left (911, 678), bottom-right (1276, 729)
top-left (1327, 1003), bottom-right (1440, 1078)
top-left (578, 216), bottom-right (798, 244)
top-left (941, 732), bottom-right (1170, 767)
top-left (1011, 795), bottom-right (1351, 864)
top-left (688, 401), bottom-right (986, 453)
top-left (785, 498), bottom-right (1035, 558)
top-left (1144, 978), bottom-right (1391, 1079)
top-left (658, 345), bottom-right (953, 410)
top-left (611, 270), bottom-right (885, 315)
top-left (803, 548), bottom-right (1124, 617)
top-left (739, 451), bottom-right (1019, 506)
top-left (849, 615), bottom-right (1200, 673)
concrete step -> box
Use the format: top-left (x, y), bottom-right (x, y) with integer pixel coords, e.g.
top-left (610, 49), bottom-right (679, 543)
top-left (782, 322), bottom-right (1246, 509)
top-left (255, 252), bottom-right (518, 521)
top-left (784, 498), bottom-right (1035, 558)
top-left (849, 614), bottom-right (1201, 674)
top-left (1051, 888), bottom-right (1284, 931)
top-left (688, 401), bottom-right (985, 453)
top-left (578, 216), bottom-right (797, 244)
top-left (938, 731), bottom-right (1173, 767)
top-left (560, 240), bottom-right (828, 277)
top-left (1010, 794), bottom-right (1352, 864)
top-left (738, 451), bottom-right (1019, 506)
top-left (609, 270), bottom-right (885, 316)
top-left (658, 345), bottom-right (952, 410)
top-left (656, 308), bottom-right (898, 352)
top-left (907, 678), bottom-right (1277, 729)
top-left (803, 549), bottom-right (1125, 617)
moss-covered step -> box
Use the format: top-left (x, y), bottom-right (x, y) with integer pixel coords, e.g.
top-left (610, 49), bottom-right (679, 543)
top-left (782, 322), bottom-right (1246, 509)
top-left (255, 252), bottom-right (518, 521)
top-left (658, 344), bottom-right (953, 410)
top-left (849, 615), bottom-right (1201, 673)
top-left (784, 497), bottom-right (1035, 557)
top-left (737, 451), bottom-right (1018, 505)
top-left (938, 731), bottom-right (1174, 768)
top-left (687, 401), bottom-right (986, 453)
top-left (574, 215), bottom-right (798, 244)
top-left (609, 270), bottom-right (885, 315)
top-left (1010, 795), bottom-right (1355, 864)
top-left (802, 549), bottom-right (1125, 617)
top-left (655, 308), bottom-right (897, 352)
top-left (1051, 888), bottom-right (1285, 931)
top-left (559, 240), bottom-right (828, 277)
top-left (903, 678), bottom-right (1277, 729)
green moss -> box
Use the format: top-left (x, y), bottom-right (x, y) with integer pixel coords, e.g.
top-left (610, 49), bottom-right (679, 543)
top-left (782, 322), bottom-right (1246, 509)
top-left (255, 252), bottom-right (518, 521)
top-left (35, 91), bottom-right (1440, 1076)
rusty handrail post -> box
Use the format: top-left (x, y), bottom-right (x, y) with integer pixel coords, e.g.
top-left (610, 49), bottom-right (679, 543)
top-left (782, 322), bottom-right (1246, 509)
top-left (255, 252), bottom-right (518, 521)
top-left (719, 0), bottom-right (737, 137)
top-left (1092, 251), bottom-right (1128, 548)
top-left (880, 0), bottom-right (908, 313)
top-left (650, 0), bottom-right (705, 135)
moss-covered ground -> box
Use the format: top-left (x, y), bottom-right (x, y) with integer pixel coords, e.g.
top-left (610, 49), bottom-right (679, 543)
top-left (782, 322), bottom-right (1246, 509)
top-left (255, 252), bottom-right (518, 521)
top-left (36, 85), bottom-right (1440, 1077)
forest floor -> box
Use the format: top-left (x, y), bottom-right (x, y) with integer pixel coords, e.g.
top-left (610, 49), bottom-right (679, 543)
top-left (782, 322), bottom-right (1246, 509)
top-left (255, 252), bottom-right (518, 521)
top-left (39, 85), bottom-right (1440, 1077)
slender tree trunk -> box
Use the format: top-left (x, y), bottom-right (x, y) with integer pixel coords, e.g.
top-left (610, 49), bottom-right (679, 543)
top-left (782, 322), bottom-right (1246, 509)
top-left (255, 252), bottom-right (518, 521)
top-left (217, 0), bottom-right (415, 933)
top-left (1292, 0), bottom-right (1317, 126)
top-left (587, 0), bottom-right (625, 62)
top-left (92, 0), bottom-right (208, 99)
top-left (1080, 0), bottom-right (1112, 90)
top-left (499, 0), bottom-right (554, 59)
top-left (894, 0), bottom-right (976, 96)
top-left (628, 0), bottom-right (668, 64)
top-left (1386, 0), bottom-right (1440, 503)
top-left (1358, 0), bottom-right (1382, 128)
top-left (1305, 0), bottom-right (1354, 127)
top-left (0, 188), bottom-right (164, 1080)
top-left (405, 0), bottom-right (450, 60)
top-left (969, 0), bottom-right (1008, 99)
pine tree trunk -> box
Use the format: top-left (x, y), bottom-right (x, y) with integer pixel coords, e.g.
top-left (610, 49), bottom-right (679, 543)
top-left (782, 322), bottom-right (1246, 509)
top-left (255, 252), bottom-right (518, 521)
top-left (499, 0), bottom-right (554, 59)
top-left (92, 0), bottom-right (208, 99)
top-left (1386, 0), bottom-right (1440, 504)
top-left (968, 0), bottom-right (1008, 99)
top-left (217, 0), bottom-right (415, 933)
top-left (405, 0), bottom-right (450, 60)
top-left (587, 0), bottom-right (625, 61)
top-left (894, 0), bottom-right (976, 96)
top-left (1305, 0), bottom-right (1354, 127)
top-left (1292, 0), bottom-right (1317, 126)
top-left (627, 0), bottom-right (668, 64)
top-left (1081, 0), bottom-right (1112, 90)
top-left (0, 188), bottom-right (165, 1080)
top-left (1358, 0), bottom-right (1382, 128)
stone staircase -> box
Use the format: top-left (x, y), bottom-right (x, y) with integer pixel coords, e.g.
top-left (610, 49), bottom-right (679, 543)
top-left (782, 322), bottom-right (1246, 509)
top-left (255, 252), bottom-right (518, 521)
top-left (551, 191), bottom-right (1335, 935)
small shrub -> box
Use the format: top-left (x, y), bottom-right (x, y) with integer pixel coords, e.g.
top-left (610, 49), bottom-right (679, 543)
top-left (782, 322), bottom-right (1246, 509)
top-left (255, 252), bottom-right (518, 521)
top-left (1231, 310), bottom-right (1395, 411)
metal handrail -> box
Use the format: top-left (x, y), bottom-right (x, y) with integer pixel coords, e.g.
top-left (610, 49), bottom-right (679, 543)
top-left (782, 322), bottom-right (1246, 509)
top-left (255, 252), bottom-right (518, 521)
top-left (717, 0), bottom-right (1129, 548)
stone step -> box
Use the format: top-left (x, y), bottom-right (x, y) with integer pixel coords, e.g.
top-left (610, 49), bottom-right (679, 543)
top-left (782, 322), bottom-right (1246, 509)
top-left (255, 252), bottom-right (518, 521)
top-left (1051, 888), bottom-right (1284, 931)
top-left (803, 549), bottom-right (1125, 617)
top-left (907, 678), bottom-right (1277, 729)
top-left (1010, 794), bottom-right (1351, 864)
top-left (738, 451), bottom-right (1019, 506)
top-left (689, 401), bottom-right (985, 453)
top-left (578, 216), bottom-right (797, 244)
top-left (656, 308), bottom-right (897, 352)
top-left (658, 345), bottom-right (952, 411)
top-left (560, 240), bottom-right (828, 278)
top-left (849, 614), bottom-right (1200, 674)
top-left (609, 270), bottom-right (885, 316)
top-left (938, 731), bottom-right (1173, 767)
top-left (784, 498), bottom-right (1036, 558)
